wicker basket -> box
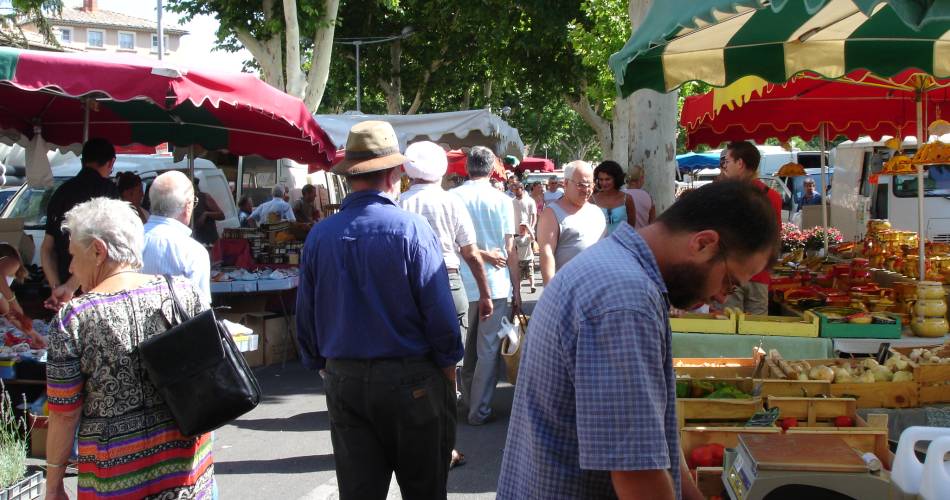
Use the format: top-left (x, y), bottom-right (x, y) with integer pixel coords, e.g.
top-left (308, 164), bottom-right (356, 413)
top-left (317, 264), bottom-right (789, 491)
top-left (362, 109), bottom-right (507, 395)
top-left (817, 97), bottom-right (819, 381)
top-left (500, 314), bottom-right (529, 385)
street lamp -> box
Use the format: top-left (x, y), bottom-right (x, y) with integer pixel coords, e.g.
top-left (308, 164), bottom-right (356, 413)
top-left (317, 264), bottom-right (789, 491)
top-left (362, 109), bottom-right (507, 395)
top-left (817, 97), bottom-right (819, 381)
top-left (335, 27), bottom-right (414, 113)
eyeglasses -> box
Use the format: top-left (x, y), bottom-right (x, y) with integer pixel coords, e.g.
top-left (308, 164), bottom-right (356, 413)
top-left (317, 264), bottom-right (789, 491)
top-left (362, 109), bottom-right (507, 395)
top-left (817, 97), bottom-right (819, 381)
top-left (193, 196), bottom-right (199, 206)
top-left (569, 179), bottom-right (593, 189)
top-left (719, 247), bottom-right (740, 295)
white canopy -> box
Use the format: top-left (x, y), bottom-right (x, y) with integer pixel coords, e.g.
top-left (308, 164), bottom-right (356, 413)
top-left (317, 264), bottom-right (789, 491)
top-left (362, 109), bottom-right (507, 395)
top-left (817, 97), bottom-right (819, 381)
top-left (313, 109), bottom-right (525, 159)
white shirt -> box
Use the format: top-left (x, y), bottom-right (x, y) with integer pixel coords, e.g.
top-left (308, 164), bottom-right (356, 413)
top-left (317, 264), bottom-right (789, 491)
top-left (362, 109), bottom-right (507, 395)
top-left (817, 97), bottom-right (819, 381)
top-left (142, 215), bottom-right (211, 306)
top-left (512, 195), bottom-right (537, 229)
top-left (543, 188), bottom-right (564, 203)
top-left (399, 183), bottom-right (476, 270)
top-left (249, 197), bottom-right (296, 224)
top-left (514, 234), bottom-right (534, 261)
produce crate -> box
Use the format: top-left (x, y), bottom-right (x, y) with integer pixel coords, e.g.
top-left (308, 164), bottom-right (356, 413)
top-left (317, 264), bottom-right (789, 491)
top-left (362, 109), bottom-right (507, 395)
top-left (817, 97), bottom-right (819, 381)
top-left (766, 396), bottom-right (858, 426)
top-left (693, 467), bottom-right (727, 499)
top-left (785, 412), bottom-right (893, 469)
top-left (676, 397), bottom-right (763, 428)
top-left (813, 310), bottom-right (902, 339)
top-left (754, 379), bottom-right (831, 398)
top-left (737, 311), bottom-right (820, 337)
top-left (796, 359), bottom-right (919, 408)
top-left (0, 471), bottom-right (43, 500)
top-left (670, 308), bottom-right (738, 334)
top-left (673, 357), bottom-right (756, 378)
top-left (892, 345), bottom-right (950, 404)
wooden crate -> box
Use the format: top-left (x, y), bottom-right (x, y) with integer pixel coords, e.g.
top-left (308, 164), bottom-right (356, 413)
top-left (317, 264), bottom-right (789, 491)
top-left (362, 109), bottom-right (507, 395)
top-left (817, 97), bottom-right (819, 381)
top-left (755, 379), bottom-right (832, 398)
top-left (774, 360), bottom-right (922, 408)
top-left (694, 467), bottom-right (726, 498)
top-left (737, 310), bottom-right (820, 337)
top-left (674, 357), bottom-right (756, 379)
top-left (786, 414), bottom-right (894, 469)
top-left (680, 426), bottom-right (780, 457)
top-left (766, 396), bottom-right (857, 425)
top-left (892, 345), bottom-right (950, 404)
top-left (676, 397), bottom-right (763, 428)
top-left (670, 308), bottom-right (738, 334)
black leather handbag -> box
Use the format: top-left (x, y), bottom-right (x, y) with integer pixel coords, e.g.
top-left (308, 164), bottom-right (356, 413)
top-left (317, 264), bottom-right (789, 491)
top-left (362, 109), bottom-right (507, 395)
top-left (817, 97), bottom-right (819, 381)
top-left (138, 276), bottom-right (261, 437)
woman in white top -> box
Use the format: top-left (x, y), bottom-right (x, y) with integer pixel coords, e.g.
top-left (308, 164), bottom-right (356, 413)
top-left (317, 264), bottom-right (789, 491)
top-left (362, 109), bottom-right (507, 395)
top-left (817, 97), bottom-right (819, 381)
top-left (621, 164), bottom-right (656, 229)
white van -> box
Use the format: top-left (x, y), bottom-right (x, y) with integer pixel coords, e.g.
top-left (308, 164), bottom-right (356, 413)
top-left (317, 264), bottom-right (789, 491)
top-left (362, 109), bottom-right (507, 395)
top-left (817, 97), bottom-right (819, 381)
top-left (831, 137), bottom-right (950, 241)
top-left (1, 154), bottom-right (238, 266)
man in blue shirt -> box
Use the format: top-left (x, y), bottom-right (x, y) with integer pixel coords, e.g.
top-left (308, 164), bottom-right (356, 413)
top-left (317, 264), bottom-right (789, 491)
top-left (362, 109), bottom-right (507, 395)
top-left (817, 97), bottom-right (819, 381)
top-left (795, 177), bottom-right (823, 211)
top-left (296, 121), bottom-right (462, 500)
top-left (497, 181), bottom-right (779, 500)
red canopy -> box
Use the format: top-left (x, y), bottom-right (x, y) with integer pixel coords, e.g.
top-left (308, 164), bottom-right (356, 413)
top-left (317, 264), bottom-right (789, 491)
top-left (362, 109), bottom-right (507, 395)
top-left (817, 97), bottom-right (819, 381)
top-left (445, 149), bottom-right (504, 181)
top-left (0, 47), bottom-right (335, 165)
top-left (680, 69), bottom-right (950, 149)
top-left (514, 156), bottom-right (554, 172)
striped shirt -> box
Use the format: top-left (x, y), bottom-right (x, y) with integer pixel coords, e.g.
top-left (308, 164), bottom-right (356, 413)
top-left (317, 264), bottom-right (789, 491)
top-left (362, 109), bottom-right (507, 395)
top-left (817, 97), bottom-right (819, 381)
top-left (399, 183), bottom-right (476, 270)
top-left (497, 223), bottom-right (681, 499)
top-left (451, 179), bottom-right (516, 300)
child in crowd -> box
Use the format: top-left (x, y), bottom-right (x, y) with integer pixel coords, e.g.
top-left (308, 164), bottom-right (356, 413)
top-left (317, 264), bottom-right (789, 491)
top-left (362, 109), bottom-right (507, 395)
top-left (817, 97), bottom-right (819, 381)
top-left (514, 223), bottom-right (537, 294)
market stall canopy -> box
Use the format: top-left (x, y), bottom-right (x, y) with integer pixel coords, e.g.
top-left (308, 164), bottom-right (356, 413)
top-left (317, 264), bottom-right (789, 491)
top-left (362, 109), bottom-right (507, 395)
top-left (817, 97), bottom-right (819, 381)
top-left (515, 156), bottom-right (555, 172)
top-left (681, 70), bottom-right (950, 148)
top-left (313, 110), bottom-right (526, 161)
top-left (609, 0), bottom-right (950, 96)
top-left (0, 47), bottom-right (336, 165)
top-left (445, 149), bottom-right (506, 181)
top-left (676, 151), bottom-right (721, 170)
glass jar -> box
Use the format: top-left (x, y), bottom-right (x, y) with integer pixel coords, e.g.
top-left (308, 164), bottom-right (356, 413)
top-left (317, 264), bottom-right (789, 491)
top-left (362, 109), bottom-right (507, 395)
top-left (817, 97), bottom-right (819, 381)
top-left (917, 281), bottom-right (946, 300)
top-left (911, 317), bottom-right (949, 338)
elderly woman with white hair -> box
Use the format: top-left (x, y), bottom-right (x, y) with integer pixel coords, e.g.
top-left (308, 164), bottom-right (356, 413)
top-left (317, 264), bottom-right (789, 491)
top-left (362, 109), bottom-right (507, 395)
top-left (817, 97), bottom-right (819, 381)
top-left (44, 197), bottom-right (214, 500)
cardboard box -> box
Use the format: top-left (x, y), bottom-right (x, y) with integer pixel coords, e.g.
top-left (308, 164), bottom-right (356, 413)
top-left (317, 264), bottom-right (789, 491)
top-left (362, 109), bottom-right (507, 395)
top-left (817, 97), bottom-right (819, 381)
top-left (244, 312), bottom-right (297, 366)
top-left (242, 347), bottom-right (264, 368)
top-left (29, 414), bottom-right (48, 458)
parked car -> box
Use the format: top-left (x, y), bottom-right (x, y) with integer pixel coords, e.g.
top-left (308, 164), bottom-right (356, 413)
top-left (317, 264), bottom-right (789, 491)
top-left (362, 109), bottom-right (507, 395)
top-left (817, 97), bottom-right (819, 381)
top-left (1, 154), bottom-right (238, 266)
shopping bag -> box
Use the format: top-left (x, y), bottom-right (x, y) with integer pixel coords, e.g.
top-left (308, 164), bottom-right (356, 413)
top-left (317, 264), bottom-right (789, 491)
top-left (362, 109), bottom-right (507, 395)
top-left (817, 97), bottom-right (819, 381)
top-left (499, 313), bottom-right (529, 385)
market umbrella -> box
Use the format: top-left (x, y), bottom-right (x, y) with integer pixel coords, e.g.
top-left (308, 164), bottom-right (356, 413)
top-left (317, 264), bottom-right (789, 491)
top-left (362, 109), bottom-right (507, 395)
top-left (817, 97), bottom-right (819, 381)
top-left (676, 151), bottom-right (721, 171)
top-left (609, 0), bottom-right (950, 277)
top-left (681, 70), bottom-right (950, 149)
top-left (514, 157), bottom-right (555, 173)
top-left (0, 47), bottom-right (336, 166)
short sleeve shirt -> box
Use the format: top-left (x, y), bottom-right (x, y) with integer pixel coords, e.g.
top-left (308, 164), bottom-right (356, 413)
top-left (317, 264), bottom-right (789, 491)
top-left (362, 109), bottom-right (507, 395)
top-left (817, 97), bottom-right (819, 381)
top-left (451, 180), bottom-right (516, 300)
top-left (497, 223), bottom-right (681, 499)
top-left (512, 195), bottom-right (537, 229)
top-left (399, 183), bottom-right (476, 270)
top-left (45, 167), bottom-right (120, 284)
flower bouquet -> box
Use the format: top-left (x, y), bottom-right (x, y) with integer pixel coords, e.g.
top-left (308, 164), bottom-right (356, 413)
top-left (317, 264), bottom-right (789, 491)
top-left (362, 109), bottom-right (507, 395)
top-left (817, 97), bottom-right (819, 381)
top-left (781, 223), bottom-right (805, 253)
top-left (804, 226), bottom-right (843, 251)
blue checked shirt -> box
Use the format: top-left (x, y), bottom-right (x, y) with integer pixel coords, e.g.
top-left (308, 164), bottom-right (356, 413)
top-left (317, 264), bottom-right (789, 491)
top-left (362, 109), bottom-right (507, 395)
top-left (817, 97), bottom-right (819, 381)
top-left (497, 223), bottom-right (681, 499)
top-left (451, 180), bottom-right (516, 300)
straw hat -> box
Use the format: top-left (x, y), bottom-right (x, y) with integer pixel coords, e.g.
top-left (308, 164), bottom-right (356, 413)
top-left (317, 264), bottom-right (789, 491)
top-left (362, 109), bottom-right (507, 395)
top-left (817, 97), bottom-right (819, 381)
top-left (332, 120), bottom-right (408, 175)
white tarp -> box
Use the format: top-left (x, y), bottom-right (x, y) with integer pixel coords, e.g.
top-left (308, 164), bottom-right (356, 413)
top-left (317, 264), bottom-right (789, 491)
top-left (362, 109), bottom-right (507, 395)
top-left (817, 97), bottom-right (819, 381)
top-left (314, 109), bottom-right (525, 159)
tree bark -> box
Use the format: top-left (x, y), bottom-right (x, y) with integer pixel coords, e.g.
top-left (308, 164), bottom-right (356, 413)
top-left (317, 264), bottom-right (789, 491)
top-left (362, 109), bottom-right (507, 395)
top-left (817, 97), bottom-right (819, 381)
top-left (564, 90), bottom-right (612, 157)
top-left (282, 0), bottom-right (305, 98)
top-left (383, 40), bottom-right (403, 114)
top-left (616, 0), bottom-right (677, 213)
top-left (235, 25), bottom-right (283, 91)
top-left (406, 50), bottom-right (446, 115)
top-left (461, 87), bottom-right (472, 110)
top-left (303, 0), bottom-right (341, 112)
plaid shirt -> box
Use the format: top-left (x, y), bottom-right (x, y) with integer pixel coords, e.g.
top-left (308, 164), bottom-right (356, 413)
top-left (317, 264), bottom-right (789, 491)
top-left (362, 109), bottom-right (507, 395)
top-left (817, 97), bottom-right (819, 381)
top-left (497, 223), bottom-right (680, 499)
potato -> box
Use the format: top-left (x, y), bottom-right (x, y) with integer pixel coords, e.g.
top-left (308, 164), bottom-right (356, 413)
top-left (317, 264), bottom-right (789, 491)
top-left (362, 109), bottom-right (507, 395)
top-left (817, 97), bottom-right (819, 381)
top-left (861, 358), bottom-right (880, 370)
top-left (871, 366), bottom-right (894, 382)
top-left (892, 371), bottom-right (914, 382)
top-left (809, 365), bottom-right (834, 382)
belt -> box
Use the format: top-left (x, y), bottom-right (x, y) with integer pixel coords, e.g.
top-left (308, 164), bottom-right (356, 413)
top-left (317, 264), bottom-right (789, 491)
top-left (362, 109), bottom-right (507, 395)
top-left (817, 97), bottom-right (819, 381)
top-left (446, 268), bottom-right (459, 274)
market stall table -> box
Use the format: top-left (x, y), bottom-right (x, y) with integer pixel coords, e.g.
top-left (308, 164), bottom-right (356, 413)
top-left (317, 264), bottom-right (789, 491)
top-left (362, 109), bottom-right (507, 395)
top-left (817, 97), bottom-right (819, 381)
top-left (211, 273), bottom-right (299, 366)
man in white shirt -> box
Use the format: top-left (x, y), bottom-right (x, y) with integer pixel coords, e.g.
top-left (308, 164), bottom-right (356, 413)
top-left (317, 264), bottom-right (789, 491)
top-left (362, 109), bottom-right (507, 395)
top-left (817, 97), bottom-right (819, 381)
top-left (543, 175), bottom-right (564, 203)
top-left (142, 171), bottom-right (211, 305)
top-left (510, 181), bottom-right (537, 229)
top-left (249, 185), bottom-right (296, 224)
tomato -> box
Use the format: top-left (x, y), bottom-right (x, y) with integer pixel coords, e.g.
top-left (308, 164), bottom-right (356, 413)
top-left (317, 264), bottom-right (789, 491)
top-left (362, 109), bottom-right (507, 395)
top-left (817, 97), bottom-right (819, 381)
top-left (834, 415), bottom-right (855, 427)
top-left (690, 446), bottom-right (715, 468)
top-left (779, 417), bottom-right (798, 431)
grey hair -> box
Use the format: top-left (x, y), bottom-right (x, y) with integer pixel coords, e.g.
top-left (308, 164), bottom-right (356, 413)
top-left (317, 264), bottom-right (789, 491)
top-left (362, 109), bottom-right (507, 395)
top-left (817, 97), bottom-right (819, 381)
top-left (466, 146), bottom-right (495, 178)
top-left (563, 160), bottom-right (591, 182)
top-left (271, 184), bottom-right (287, 198)
top-left (150, 171), bottom-right (194, 218)
top-left (62, 197), bottom-right (143, 269)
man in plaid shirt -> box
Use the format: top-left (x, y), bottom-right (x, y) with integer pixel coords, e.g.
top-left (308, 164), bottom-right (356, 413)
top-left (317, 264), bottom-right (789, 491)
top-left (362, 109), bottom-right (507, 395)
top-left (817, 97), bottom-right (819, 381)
top-left (498, 181), bottom-right (778, 499)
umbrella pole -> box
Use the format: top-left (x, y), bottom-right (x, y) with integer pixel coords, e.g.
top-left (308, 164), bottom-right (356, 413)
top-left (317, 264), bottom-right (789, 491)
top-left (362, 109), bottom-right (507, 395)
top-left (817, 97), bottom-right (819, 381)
top-left (820, 123), bottom-right (829, 253)
top-left (188, 145), bottom-right (195, 182)
top-left (236, 156), bottom-right (244, 203)
top-left (83, 98), bottom-right (90, 143)
top-left (916, 93), bottom-right (926, 281)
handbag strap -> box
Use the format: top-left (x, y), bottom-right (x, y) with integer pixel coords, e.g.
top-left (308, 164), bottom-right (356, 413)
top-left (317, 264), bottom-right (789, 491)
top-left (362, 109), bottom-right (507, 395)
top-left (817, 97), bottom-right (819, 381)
top-left (163, 275), bottom-right (191, 325)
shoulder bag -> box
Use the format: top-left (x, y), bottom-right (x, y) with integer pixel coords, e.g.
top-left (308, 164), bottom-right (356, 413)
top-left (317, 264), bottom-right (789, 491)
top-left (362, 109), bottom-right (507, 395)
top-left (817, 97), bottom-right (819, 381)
top-left (138, 276), bottom-right (261, 436)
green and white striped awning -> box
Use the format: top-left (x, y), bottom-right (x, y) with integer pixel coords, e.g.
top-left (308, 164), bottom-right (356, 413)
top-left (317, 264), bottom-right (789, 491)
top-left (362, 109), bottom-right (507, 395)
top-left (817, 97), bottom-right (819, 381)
top-left (610, 0), bottom-right (950, 96)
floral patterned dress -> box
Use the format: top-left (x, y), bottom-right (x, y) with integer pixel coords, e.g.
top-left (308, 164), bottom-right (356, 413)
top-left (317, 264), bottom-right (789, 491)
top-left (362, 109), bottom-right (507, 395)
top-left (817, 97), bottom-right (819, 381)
top-left (46, 276), bottom-right (215, 499)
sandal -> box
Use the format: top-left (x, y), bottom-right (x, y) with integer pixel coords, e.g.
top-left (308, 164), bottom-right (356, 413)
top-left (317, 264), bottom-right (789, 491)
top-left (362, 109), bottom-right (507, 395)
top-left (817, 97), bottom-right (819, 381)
top-left (450, 449), bottom-right (467, 469)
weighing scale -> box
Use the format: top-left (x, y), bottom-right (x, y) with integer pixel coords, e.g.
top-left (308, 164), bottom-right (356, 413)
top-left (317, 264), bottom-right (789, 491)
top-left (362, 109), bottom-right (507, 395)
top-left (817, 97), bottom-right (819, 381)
top-left (723, 433), bottom-right (915, 500)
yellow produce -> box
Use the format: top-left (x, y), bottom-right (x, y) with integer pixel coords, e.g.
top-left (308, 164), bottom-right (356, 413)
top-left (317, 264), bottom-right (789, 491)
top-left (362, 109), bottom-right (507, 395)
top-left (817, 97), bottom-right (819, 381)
top-left (892, 371), bottom-right (915, 382)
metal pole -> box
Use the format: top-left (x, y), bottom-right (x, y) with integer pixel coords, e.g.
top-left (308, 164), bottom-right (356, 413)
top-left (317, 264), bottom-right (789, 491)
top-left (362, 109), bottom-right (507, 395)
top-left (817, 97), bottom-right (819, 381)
top-left (187, 145), bottom-right (194, 182)
top-left (236, 155), bottom-right (244, 202)
top-left (82, 99), bottom-right (90, 142)
top-left (916, 92), bottom-right (926, 281)
top-left (355, 41), bottom-right (362, 113)
top-left (820, 123), bottom-right (829, 253)
top-left (156, 0), bottom-right (164, 61)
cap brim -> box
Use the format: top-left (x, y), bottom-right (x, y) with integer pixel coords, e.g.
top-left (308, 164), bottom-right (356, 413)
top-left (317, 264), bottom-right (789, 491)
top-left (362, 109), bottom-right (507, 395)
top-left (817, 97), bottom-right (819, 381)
top-left (332, 153), bottom-right (409, 176)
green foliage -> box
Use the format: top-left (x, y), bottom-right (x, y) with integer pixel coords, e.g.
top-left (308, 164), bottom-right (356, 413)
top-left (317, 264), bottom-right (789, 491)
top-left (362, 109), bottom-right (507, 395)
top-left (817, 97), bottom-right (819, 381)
top-left (567, 0), bottom-right (628, 117)
top-left (0, 383), bottom-right (27, 489)
top-left (0, 0), bottom-right (63, 49)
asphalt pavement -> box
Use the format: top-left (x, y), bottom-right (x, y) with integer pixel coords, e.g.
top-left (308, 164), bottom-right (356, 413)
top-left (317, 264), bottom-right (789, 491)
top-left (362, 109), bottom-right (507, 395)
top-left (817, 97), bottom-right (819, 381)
top-left (35, 278), bottom-right (543, 500)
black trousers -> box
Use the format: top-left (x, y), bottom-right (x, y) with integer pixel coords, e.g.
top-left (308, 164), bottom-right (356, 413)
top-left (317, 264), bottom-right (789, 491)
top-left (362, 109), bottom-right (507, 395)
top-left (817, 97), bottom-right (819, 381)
top-left (324, 357), bottom-right (456, 500)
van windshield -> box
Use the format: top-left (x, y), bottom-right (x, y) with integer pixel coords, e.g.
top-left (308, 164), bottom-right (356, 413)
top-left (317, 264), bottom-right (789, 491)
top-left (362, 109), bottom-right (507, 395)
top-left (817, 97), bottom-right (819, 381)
top-left (2, 180), bottom-right (66, 229)
top-left (893, 166), bottom-right (950, 198)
